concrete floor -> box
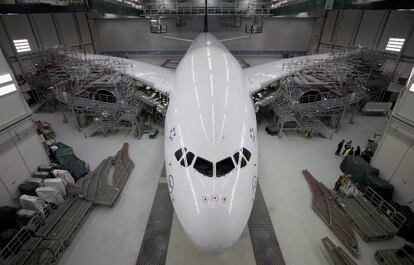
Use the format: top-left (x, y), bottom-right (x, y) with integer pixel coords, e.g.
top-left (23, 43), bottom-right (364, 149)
top-left (32, 110), bottom-right (407, 265)
top-left (30, 57), bottom-right (408, 265)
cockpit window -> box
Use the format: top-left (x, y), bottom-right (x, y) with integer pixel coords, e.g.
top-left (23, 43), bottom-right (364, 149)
top-left (180, 151), bottom-right (195, 167)
top-left (186, 152), bottom-right (195, 165)
top-left (175, 148), bottom-right (185, 161)
top-left (175, 147), bottom-right (251, 176)
top-left (216, 157), bottom-right (235, 177)
top-left (233, 152), bottom-right (247, 168)
top-left (242, 148), bottom-right (251, 161)
top-left (193, 156), bottom-right (213, 177)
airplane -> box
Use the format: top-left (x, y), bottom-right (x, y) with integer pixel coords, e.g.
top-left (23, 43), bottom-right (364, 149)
top-left (68, 7), bottom-right (330, 254)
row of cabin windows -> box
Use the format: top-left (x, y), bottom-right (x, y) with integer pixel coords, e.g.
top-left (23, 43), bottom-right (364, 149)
top-left (174, 147), bottom-right (251, 177)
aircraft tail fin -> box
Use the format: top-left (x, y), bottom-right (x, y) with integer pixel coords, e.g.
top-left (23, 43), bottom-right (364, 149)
top-left (204, 0), bottom-right (208, 32)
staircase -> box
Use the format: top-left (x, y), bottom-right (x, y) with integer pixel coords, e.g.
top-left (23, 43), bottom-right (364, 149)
top-left (271, 103), bottom-right (333, 138)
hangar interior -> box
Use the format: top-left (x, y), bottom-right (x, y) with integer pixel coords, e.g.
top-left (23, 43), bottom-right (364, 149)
top-left (0, 1), bottom-right (414, 265)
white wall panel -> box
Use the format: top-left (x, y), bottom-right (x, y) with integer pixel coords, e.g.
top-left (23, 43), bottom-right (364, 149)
top-left (12, 119), bottom-right (49, 171)
top-left (2, 15), bottom-right (38, 50)
top-left (0, 117), bottom-right (49, 205)
top-left (0, 50), bottom-right (31, 130)
top-left (0, 92), bottom-right (29, 128)
top-left (396, 90), bottom-right (414, 123)
top-left (76, 13), bottom-right (92, 44)
top-left (371, 132), bottom-right (408, 180)
top-left (333, 10), bottom-right (359, 46)
top-left (377, 11), bottom-right (414, 52)
top-left (0, 147), bottom-right (29, 200)
top-left (55, 13), bottom-right (79, 47)
top-left (0, 21), bottom-right (15, 57)
top-left (94, 16), bottom-right (315, 53)
top-left (405, 28), bottom-right (414, 57)
top-left (32, 14), bottom-right (60, 48)
top-left (354, 10), bottom-right (386, 48)
top-left (390, 147), bottom-right (414, 209)
top-left (321, 11), bottom-right (337, 44)
top-left (0, 181), bottom-right (15, 207)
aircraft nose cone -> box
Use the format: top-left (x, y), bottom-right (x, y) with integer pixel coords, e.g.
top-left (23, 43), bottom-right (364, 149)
top-left (182, 206), bottom-right (249, 254)
top-left (190, 224), bottom-right (239, 254)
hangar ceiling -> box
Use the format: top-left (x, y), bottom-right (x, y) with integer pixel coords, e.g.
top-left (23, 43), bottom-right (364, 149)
top-left (0, 0), bottom-right (413, 15)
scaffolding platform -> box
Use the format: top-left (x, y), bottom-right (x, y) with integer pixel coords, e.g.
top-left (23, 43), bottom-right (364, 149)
top-left (81, 143), bottom-right (134, 207)
top-left (375, 248), bottom-right (414, 265)
top-left (321, 237), bottom-right (357, 265)
top-left (337, 187), bottom-right (405, 242)
top-left (361, 102), bottom-right (393, 116)
top-left (12, 199), bottom-right (93, 265)
top-left (302, 170), bottom-right (359, 257)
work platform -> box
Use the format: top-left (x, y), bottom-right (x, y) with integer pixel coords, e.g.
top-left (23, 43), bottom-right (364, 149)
top-left (338, 188), bottom-right (405, 242)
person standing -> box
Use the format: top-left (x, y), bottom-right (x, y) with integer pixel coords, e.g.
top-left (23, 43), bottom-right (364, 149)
top-left (344, 147), bottom-right (352, 157)
top-left (354, 146), bottom-right (361, 156)
top-left (343, 140), bottom-right (352, 155)
top-left (349, 147), bottom-right (355, 156)
top-left (335, 139), bottom-right (345, 155)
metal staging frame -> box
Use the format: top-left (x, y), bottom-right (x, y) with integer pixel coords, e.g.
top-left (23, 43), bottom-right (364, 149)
top-left (0, 199), bottom-right (93, 265)
top-left (302, 169), bottom-right (359, 258)
top-left (375, 248), bottom-right (414, 265)
top-left (19, 47), bottom-right (169, 137)
top-left (268, 50), bottom-right (370, 137)
top-left (255, 49), bottom-right (392, 137)
top-left (81, 143), bottom-right (135, 207)
top-left (336, 186), bottom-right (406, 242)
top-left (0, 143), bottom-right (134, 265)
top-left (321, 237), bottom-right (357, 265)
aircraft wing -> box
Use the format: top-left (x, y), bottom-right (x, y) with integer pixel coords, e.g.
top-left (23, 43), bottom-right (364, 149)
top-left (244, 53), bottom-right (330, 95)
top-left (69, 53), bottom-right (175, 95)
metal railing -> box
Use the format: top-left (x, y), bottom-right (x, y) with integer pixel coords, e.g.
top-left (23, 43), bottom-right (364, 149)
top-left (143, 6), bottom-right (270, 16)
top-left (363, 187), bottom-right (406, 230)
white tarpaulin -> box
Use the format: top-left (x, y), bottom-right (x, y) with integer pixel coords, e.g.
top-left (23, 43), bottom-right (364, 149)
top-left (19, 195), bottom-right (44, 213)
top-left (44, 178), bottom-right (66, 196)
top-left (52, 169), bottom-right (75, 185)
top-left (36, 187), bottom-right (65, 205)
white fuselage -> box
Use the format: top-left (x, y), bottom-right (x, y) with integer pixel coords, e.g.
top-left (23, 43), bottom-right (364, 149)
top-left (164, 33), bottom-right (258, 254)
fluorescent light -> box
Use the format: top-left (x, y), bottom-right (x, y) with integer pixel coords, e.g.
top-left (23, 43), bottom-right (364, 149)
top-left (13, 39), bottom-right (29, 43)
top-left (410, 83), bottom-right (414, 92)
top-left (388, 40), bottom-right (404, 45)
top-left (386, 37), bottom-right (405, 53)
top-left (386, 47), bottom-right (402, 52)
top-left (386, 44), bottom-right (403, 49)
top-left (0, 83), bottom-right (17, 96)
top-left (14, 43), bottom-right (30, 48)
top-left (389, 38), bottom-right (405, 42)
top-left (13, 39), bottom-right (31, 53)
top-left (16, 48), bottom-right (31, 53)
top-left (0, 74), bottom-right (12, 85)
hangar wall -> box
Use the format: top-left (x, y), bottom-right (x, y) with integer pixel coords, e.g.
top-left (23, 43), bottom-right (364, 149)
top-left (0, 13), bottom-right (93, 74)
top-left (371, 69), bottom-right (414, 210)
top-left (92, 16), bottom-right (316, 54)
top-left (314, 10), bottom-right (414, 76)
top-left (0, 49), bottom-right (49, 206)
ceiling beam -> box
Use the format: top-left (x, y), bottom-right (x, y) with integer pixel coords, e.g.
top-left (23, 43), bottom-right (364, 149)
top-left (0, 0), bottom-right (143, 16)
top-left (271, 0), bottom-right (414, 16)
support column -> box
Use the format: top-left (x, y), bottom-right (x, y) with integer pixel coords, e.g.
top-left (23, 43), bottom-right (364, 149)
top-left (72, 13), bottom-right (83, 49)
top-left (27, 14), bottom-right (42, 49)
top-left (373, 10), bottom-right (391, 50)
top-left (51, 14), bottom-right (63, 47)
top-left (0, 16), bottom-right (23, 74)
top-left (351, 10), bottom-right (364, 46)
